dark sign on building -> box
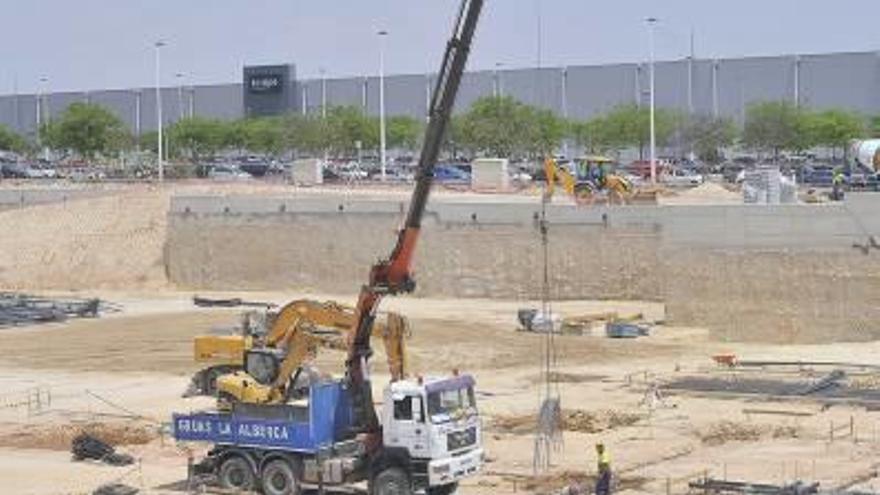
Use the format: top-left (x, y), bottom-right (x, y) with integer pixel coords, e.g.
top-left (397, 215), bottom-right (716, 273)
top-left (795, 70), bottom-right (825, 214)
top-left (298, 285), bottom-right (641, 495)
top-left (243, 64), bottom-right (297, 117)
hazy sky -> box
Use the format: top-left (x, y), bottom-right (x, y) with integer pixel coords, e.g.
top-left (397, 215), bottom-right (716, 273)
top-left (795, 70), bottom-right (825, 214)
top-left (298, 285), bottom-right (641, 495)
top-left (2, 0), bottom-right (877, 94)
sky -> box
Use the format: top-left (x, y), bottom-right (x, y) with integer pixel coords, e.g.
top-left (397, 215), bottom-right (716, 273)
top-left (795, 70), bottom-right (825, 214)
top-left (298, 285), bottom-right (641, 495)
top-left (1, 0), bottom-right (877, 95)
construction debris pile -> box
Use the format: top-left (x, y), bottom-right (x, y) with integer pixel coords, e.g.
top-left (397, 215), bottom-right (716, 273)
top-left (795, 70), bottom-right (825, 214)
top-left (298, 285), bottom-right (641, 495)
top-left (517, 308), bottom-right (654, 337)
top-left (492, 408), bottom-right (642, 435)
top-left (698, 420), bottom-right (800, 446)
top-left (689, 477), bottom-right (879, 495)
top-left (0, 421), bottom-right (157, 451)
top-left (71, 433), bottom-right (134, 466)
top-left (0, 292), bottom-right (114, 328)
top-left (665, 362), bottom-right (880, 407)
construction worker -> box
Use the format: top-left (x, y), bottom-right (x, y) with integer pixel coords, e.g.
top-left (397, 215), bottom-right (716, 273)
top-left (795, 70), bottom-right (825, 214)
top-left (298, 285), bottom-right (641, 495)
top-left (595, 442), bottom-right (612, 495)
top-left (831, 167), bottom-right (845, 201)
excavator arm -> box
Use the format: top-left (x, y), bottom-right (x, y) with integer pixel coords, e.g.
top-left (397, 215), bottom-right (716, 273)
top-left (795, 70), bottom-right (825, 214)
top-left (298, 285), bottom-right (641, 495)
top-left (215, 310), bottom-right (410, 406)
top-left (544, 158), bottom-right (578, 198)
top-left (194, 299), bottom-right (409, 401)
top-left (346, 0), bottom-right (483, 436)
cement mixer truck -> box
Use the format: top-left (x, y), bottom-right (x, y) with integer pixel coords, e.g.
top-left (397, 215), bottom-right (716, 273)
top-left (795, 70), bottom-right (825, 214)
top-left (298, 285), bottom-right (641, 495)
top-left (851, 139), bottom-right (880, 172)
top-left (848, 139), bottom-right (880, 189)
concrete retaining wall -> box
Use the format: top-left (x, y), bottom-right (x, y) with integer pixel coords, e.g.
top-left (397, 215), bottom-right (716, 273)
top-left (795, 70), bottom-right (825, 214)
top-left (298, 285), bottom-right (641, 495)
top-left (166, 193), bottom-right (880, 343)
top-left (0, 188), bottom-right (109, 210)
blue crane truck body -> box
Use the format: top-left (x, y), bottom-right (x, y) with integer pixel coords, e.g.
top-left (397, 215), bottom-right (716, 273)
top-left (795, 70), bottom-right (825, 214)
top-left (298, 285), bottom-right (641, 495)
top-left (173, 381), bottom-right (352, 454)
top-left (172, 377), bottom-right (482, 495)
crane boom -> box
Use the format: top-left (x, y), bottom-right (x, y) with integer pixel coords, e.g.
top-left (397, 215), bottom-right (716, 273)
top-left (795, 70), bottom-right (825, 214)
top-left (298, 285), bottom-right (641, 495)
top-left (346, 0), bottom-right (484, 435)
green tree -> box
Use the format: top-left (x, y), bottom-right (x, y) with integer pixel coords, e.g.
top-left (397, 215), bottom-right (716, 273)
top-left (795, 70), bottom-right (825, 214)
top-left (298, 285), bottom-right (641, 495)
top-left (521, 107), bottom-right (566, 157)
top-left (743, 101), bottom-right (807, 159)
top-left (40, 102), bottom-right (129, 158)
top-left (457, 96), bottom-right (532, 157)
top-left (805, 109), bottom-right (865, 160)
top-left (596, 104), bottom-right (681, 158)
top-left (167, 117), bottom-right (231, 159)
top-left (682, 115), bottom-right (739, 163)
top-left (325, 106), bottom-right (376, 156)
top-left (282, 113), bottom-right (329, 155)
top-left (239, 117), bottom-right (285, 156)
top-left (0, 125), bottom-right (30, 153)
top-left (569, 117), bottom-right (614, 153)
top-left (442, 114), bottom-right (468, 158)
top-left (386, 116), bottom-right (423, 151)
top-left (869, 115), bottom-right (880, 138)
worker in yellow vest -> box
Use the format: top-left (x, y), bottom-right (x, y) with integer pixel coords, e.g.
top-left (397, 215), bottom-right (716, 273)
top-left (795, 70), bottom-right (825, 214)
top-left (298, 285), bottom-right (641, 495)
top-left (595, 442), bottom-right (612, 495)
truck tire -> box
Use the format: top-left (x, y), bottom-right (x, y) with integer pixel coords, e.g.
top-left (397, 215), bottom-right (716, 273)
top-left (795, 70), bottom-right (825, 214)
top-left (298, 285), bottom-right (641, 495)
top-left (261, 459), bottom-right (300, 495)
top-left (428, 482), bottom-right (459, 495)
top-left (372, 467), bottom-right (412, 495)
top-left (218, 456), bottom-right (255, 491)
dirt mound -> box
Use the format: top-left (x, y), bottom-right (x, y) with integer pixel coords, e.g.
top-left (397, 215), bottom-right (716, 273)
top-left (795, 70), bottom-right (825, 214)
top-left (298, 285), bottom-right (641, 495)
top-left (0, 421), bottom-right (158, 451)
top-left (491, 409), bottom-right (642, 435)
top-left (698, 420), bottom-right (800, 446)
top-left (660, 182), bottom-right (741, 205)
top-left (511, 470), bottom-right (648, 494)
top-left (0, 188), bottom-right (169, 290)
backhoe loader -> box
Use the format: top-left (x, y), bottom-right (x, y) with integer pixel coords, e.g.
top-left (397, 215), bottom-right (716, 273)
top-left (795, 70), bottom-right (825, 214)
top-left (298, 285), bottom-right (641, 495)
top-left (544, 156), bottom-right (634, 205)
top-left (186, 299), bottom-right (409, 398)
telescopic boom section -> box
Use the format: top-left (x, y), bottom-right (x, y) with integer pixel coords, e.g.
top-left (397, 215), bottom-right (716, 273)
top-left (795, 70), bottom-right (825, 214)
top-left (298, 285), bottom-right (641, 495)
top-left (346, 0), bottom-right (484, 435)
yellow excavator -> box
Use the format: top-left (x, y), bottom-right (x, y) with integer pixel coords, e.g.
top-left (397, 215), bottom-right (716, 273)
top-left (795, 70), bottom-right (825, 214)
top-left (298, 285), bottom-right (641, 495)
top-left (544, 156), bottom-right (633, 205)
top-left (187, 299), bottom-right (409, 405)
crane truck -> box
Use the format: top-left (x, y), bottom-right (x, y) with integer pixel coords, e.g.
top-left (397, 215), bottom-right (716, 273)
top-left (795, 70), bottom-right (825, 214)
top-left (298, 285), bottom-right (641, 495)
top-left (171, 1), bottom-right (485, 494)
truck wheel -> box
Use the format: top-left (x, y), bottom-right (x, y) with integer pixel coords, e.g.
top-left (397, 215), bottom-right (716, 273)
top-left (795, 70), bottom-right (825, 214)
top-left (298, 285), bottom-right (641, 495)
top-left (262, 459), bottom-right (300, 495)
top-left (372, 467), bottom-right (412, 495)
top-left (218, 456), bottom-right (255, 491)
top-left (428, 482), bottom-right (459, 495)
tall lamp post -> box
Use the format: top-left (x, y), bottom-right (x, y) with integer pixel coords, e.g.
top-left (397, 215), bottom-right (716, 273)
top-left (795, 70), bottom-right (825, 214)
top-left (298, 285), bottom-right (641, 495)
top-left (38, 77), bottom-right (49, 161)
top-left (646, 17), bottom-right (658, 185)
top-left (378, 29), bottom-right (388, 182)
top-left (175, 73), bottom-right (185, 121)
top-left (154, 40), bottom-right (166, 182)
top-left (319, 67), bottom-right (327, 119)
top-left (493, 62), bottom-right (504, 98)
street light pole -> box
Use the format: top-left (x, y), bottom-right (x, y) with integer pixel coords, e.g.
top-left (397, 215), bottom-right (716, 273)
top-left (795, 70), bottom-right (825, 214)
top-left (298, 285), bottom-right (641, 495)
top-left (320, 68), bottom-right (327, 119)
top-left (155, 40), bottom-right (166, 182)
top-left (175, 73), bottom-right (185, 121)
top-left (378, 30), bottom-right (389, 182)
top-left (134, 90), bottom-right (142, 151)
top-left (646, 17), bottom-right (658, 185)
top-left (38, 77), bottom-right (49, 161)
top-left (493, 62), bottom-right (504, 98)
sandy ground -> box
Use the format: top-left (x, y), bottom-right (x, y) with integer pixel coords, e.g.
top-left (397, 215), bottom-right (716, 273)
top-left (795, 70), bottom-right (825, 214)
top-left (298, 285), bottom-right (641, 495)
top-left (0, 183), bottom-right (876, 494)
top-left (0, 292), bottom-right (878, 495)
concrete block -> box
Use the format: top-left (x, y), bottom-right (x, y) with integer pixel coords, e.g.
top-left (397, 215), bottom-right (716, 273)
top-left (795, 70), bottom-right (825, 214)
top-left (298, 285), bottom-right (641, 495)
top-left (471, 158), bottom-right (509, 190)
top-left (289, 159), bottom-right (323, 185)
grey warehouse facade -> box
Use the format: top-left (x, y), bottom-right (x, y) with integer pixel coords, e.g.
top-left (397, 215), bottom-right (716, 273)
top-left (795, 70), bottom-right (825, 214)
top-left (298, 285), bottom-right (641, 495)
top-left (1, 51), bottom-right (877, 139)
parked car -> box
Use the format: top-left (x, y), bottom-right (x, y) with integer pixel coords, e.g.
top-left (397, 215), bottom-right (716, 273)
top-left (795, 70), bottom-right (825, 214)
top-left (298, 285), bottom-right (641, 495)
top-left (0, 162), bottom-right (31, 178)
top-left (25, 164), bottom-right (58, 179)
top-left (662, 168), bottom-right (704, 187)
top-left (208, 164), bottom-right (251, 180)
top-left (238, 161), bottom-right (272, 177)
top-left (338, 162), bottom-right (368, 181)
top-left (799, 165), bottom-right (834, 187)
top-left (434, 164), bottom-right (471, 183)
top-left (322, 167), bottom-right (342, 183)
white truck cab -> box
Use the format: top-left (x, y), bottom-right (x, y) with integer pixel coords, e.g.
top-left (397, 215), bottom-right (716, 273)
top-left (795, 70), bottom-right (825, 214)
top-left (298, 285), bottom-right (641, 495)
top-left (381, 374), bottom-right (483, 492)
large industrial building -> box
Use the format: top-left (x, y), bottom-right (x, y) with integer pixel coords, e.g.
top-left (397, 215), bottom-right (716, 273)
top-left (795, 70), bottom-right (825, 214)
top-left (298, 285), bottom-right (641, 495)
top-left (0, 50), bottom-right (877, 138)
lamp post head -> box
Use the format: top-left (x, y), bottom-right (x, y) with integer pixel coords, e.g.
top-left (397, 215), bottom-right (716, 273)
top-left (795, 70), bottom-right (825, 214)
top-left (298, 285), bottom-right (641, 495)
top-left (155, 40), bottom-right (166, 48)
top-left (646, 17), bottom-right (658, 24)
top-left (377, 30), bottom-right (388, 36)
